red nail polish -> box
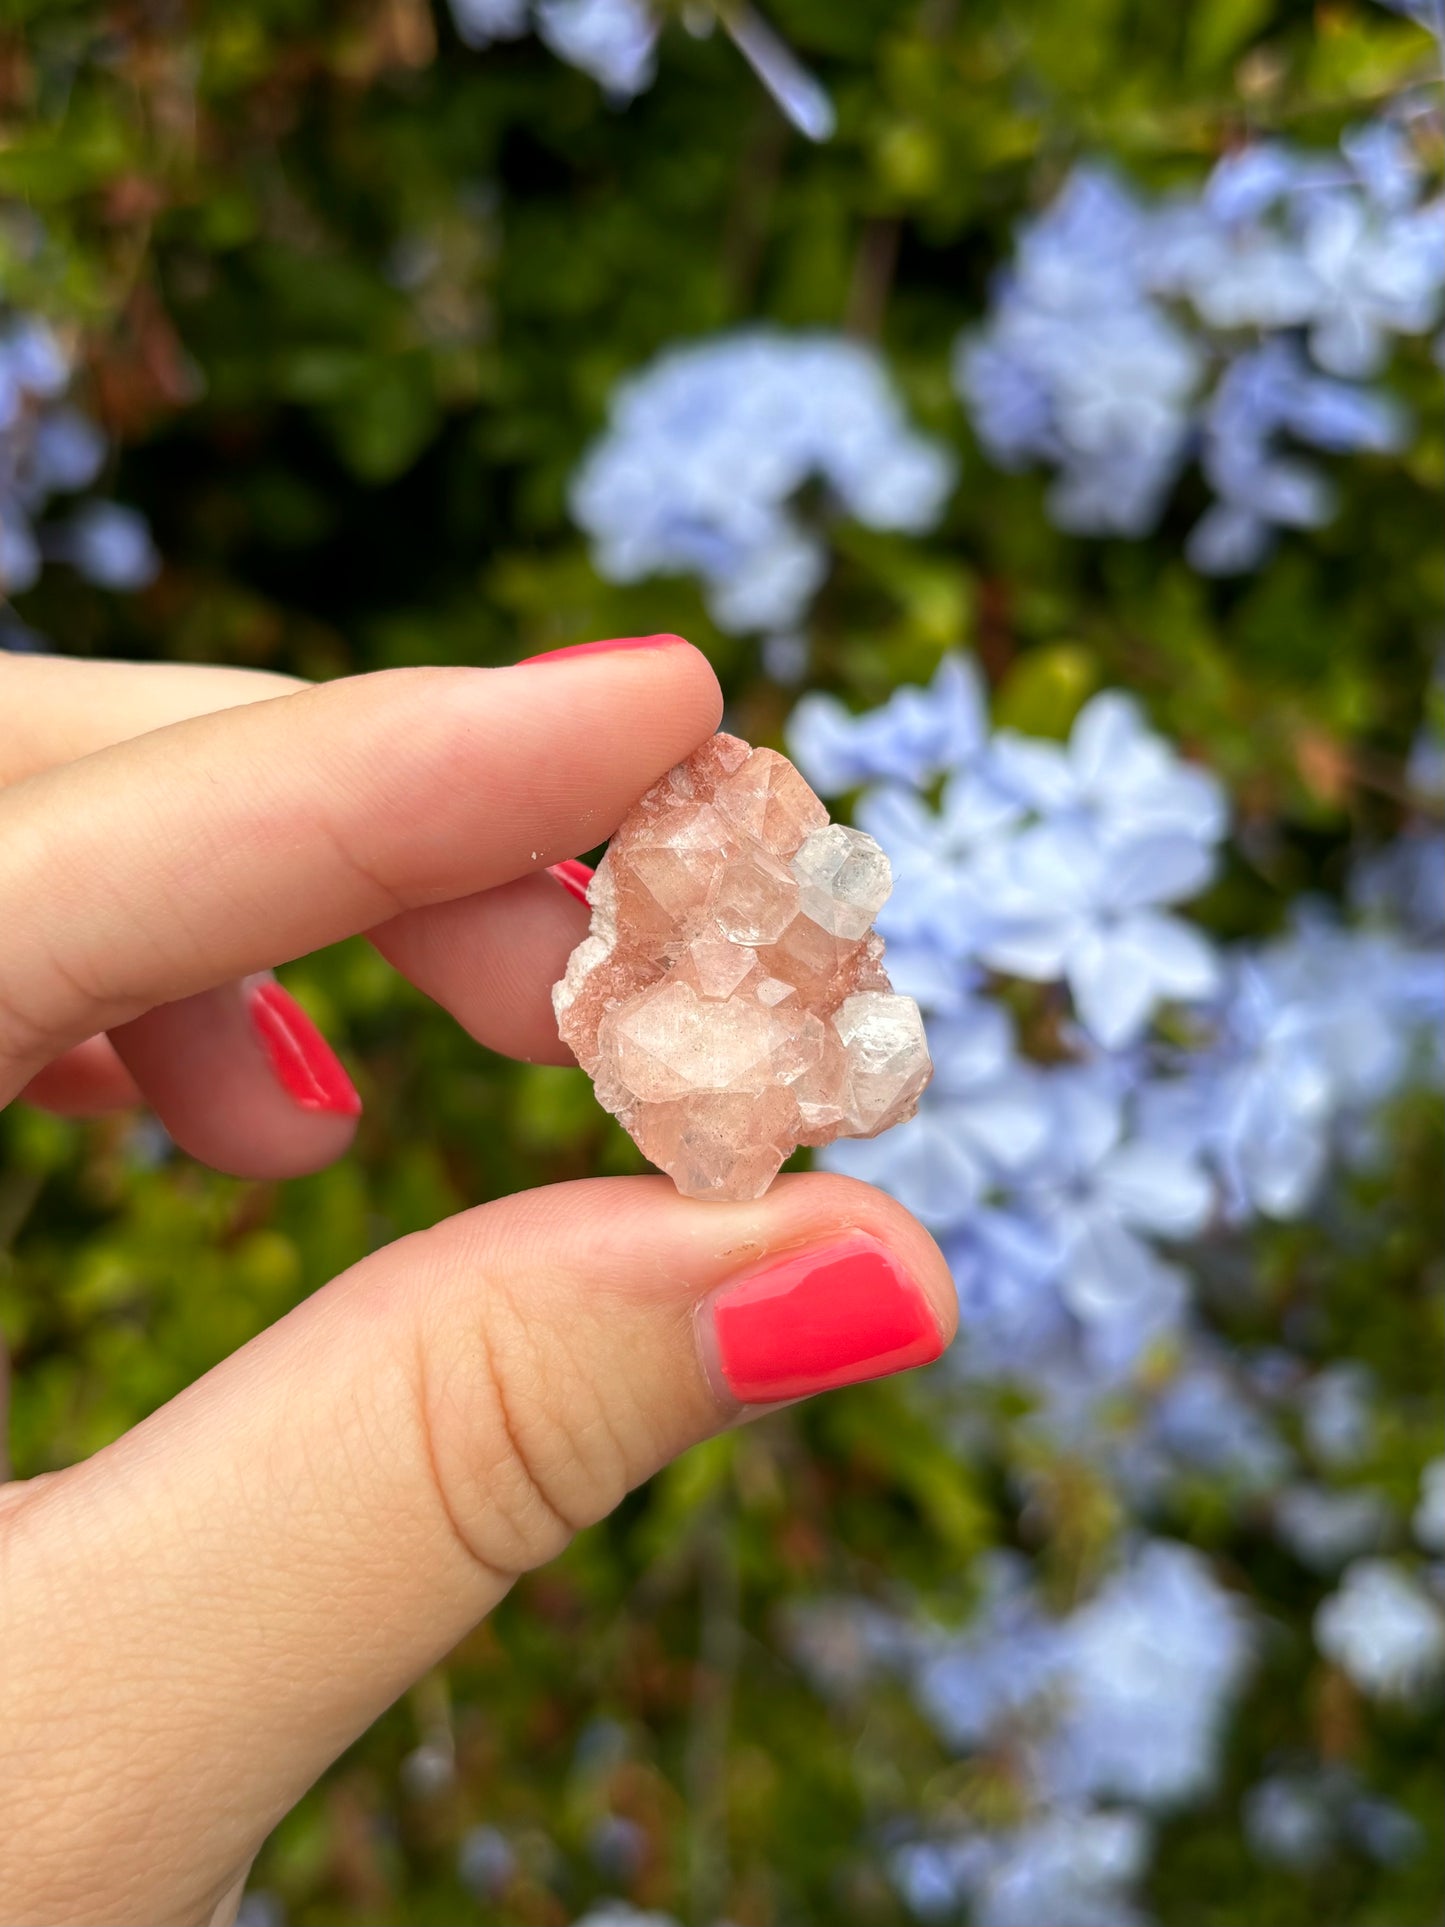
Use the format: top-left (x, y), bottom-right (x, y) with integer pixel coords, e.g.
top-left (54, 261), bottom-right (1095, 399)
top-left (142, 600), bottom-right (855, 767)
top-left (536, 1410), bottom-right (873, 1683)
top-left (517, 634), bottom-right (689, 666)
top-left (704, 1234), bottom-right (944, 1404)
top-left (245, 979), bottom-right (362, 1118)
top-left (547, 858), bottom-right (595, 905)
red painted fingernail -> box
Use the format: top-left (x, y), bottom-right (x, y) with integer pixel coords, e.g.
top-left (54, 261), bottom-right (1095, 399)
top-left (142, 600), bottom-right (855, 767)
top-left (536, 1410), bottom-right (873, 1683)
top-left (245, 979), bottom-right (362, 1118)
top-left (701, 1233), bottom-right (945, 1405)
top-left (547, 858), bottom-right (595, 905)
top-left (517, 634), bottom-right (689, 666)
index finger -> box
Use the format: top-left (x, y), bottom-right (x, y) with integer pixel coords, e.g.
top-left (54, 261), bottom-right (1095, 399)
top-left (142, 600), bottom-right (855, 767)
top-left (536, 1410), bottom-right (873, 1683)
top-left (0, 640), bottom-right (719, 1097)
top-left (0, 652), bottom-right (305, 787)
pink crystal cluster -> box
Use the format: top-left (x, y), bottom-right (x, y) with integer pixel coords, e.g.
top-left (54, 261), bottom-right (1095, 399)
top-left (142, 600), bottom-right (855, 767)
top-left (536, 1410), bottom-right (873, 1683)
top-left (553, 733), bottom-right (932, 1200)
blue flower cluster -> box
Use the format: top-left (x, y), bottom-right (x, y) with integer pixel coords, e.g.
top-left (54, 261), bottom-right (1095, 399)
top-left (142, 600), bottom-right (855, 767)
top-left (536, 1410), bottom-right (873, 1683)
top-left (780, 1542), bottom-right (1251, 1926)
top-left (955, 112), bottom-right (1445, 570)
top-left (448, 0), bottom-right (658, 98)
top-left (890, 1543), bottom-right (1250, 1925)
top-left (571, 328), bottom-right (956, 635)
top-left (790, 654), bottom-right (1442, 1357)
top-left (784, 654), bottom-right (1445, 1918)
top-left (0, 312), bottom-right (159, 629)
top-left (447, 0), bottom-right (835, 137)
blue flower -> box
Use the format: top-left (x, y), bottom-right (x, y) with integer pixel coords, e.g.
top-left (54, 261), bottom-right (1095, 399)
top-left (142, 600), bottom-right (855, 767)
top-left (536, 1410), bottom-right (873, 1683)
top-left (1297, 189), bottom-right (1445, 378)
top-left (979, 824), bottom-right (1221, 1047)
top-left (0, 309), bottom-right (158, 607)
top-left (788, 651), bottom-right (989, 795)
top-left (1191, 340), bottom-right (1407, 573)
top-left (911, 1553), bottom-right (1068, 1748)
top-left (56, 501), bottom-right (161, 591)
top-left (902, 1542), bottom-right (1251, 1831)
top-left (989, 689), bottom-right (1229, 847)
top-left (823, 1000), bottom-right (1050, 1228)
top-left (954, 167), bottom-right (1201, 539)
top-left (1148, 1360), bottom-right (1290, 1490)
top-left (1245, 1775), bottom-right (1334, 1870)
top-left (856, 770), bottom-right (1022, 956)
top-left (954, 116), bottom-right (1443, 571)
top-left (448, 0), bottom-right (529, 43)
top-left (1315, 1558), bottom-right (1445, 1699)
top-left (535, 0), bottom-right (658, 97)
top-left (1247, 1767), bottom-right (1425, 1871)
top-left (917, 1809), bottom-right (1150, 1927)
top-left (719, 1), bottom-right (836, 142)
top-left (1275, 1484), bottom-right (1391, 1571)
top-left (1414, 1459), bottom-right (1445, 1554)
top-left (448, 0), bottom-right (835, 134)
top-left (1014, 1070), bottom-right (1214, 1321)
top-left (1040, 1541), bottom-right (1253, 1806)
top-left (1301, 1363), bottom-right (1376, 1471)
top-left (944, 1205), bottom-right (1078, 1374)
top-left (572, 329), bottom-right (954, 634)
top-left (449, 0), bottom-right (656, 94)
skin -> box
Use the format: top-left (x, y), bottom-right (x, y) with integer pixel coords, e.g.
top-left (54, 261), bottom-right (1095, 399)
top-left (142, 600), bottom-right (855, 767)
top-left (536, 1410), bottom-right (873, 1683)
top-left (0, 643), bottom-right (957, 1927)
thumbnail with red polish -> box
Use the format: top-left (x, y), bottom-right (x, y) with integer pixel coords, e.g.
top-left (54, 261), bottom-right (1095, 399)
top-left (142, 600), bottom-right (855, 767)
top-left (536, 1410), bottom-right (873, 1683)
top-left (518, 634), bottom-right (687, 666)
top-left (245, 978), bottom-right (362, 1118)
top-left (707, 1234), bottom-right (944, 1404)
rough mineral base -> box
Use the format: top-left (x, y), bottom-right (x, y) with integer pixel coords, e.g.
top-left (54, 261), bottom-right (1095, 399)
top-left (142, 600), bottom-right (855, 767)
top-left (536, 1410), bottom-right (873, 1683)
top-left (553, 733), bottom-right (933, 1200)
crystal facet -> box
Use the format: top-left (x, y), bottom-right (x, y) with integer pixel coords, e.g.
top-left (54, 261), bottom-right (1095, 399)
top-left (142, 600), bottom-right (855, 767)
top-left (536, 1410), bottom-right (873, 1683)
top-left (554, 733), bottom-right (933, 1200)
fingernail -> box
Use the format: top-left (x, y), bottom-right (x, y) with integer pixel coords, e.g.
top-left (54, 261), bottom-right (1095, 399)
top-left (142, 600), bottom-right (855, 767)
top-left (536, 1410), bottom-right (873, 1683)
top-left (517, 634), bottom-right (689, 666)
top-left (244, 978), bottom-right (362, 1118)
top-left (547, 858), bottom-right (595, 905)
top-left (699, 1233), bottom-right (945, 1406)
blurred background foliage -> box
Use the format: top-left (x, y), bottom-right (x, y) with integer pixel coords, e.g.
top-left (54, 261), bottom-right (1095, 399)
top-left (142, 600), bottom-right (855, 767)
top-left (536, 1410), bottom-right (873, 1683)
top-left (0, 1), bottom-right (1441, 1922)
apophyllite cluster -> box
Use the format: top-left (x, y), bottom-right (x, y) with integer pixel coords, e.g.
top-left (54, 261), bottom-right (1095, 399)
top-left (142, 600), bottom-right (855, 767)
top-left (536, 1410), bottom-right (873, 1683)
top-left (553, 733), bottom-right (932, 1200)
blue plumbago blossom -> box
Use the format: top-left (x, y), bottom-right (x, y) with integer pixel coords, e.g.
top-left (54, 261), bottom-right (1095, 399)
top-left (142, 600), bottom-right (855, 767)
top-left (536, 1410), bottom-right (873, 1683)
top-left (808, 1542), bottom-right (1251, 1808)
top-left (1355, 675), bottom-right (1445, 938)
top-left (1190, 338), bottom-right (1407, 572)
top-left (783, 654), bottom-right (1443, 1918)
top-left (788, 655), bottom-right (1441, 1422)
top-left (793, 661), bottom-right (1229, 1047)
top-left (1039, 1540), bottom-right (1252, 1806)
top-left (892, 1809), bottom-right (1150, 1927)
top-left (571, 328), bottom-right (955, 634)
top-left (1007, 1068), bottom-right (1212, 1329)
top-left (1128, 1354), bottom-right (1291, 1497)
top-left (791, 656), bottom-right (1442, 1258)
top-left (790, 651), bottom-right (991, 795)
top-left (978, 822), bottom-right (1222, 1048)
top-left (0, 313), bottom-right (159, 604)
top-left (956, 166), bottom-right (1205, 539)
top-left (956, 112), bottom-right (1444, 571)
top-left (1300, 1363), bottom-right (1377, 1471)
top-left (1314, 1558), bottom-right (1445, 1699)
top-left (788, 651), bottom-right (1441, 1423)
top-left (1415, 1458), bottom-right (1445, 1553)
top-left (1274, 1484), bottom-right (1392, 1572)
top-left (1246, 1766), bottom-right (1424, 1871)
top-left (448, 0), bottom-right (835, 137)
top-left (449, 0), bottom-right (658, 95)
top-left (824, 997), bottom-right (1050, 1229)
top-left (1142, 912), bottom-right (1443, 1222)
top-left (871, 1542), bottom-right (1249, 1922)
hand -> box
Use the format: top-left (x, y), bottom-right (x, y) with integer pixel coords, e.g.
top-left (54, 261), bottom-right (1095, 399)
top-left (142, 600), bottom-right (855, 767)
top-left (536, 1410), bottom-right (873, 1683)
top-left (0, 642), bottom-right (955, 1927)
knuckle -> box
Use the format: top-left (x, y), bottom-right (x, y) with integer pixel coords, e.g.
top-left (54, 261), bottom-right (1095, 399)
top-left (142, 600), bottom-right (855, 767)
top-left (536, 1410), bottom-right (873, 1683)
top-left (412, 1260), bottom-right (633, 1582)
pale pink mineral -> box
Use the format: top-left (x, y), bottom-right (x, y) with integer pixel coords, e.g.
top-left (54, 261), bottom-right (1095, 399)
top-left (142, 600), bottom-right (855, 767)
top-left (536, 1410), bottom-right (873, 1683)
top-left (553, 733), bottom-right (932, 1200)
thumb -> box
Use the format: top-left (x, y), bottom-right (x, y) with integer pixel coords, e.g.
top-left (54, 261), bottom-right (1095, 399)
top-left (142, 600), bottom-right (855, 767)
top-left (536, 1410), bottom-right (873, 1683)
top-left (0, 1173), bottom-right (953, 1927)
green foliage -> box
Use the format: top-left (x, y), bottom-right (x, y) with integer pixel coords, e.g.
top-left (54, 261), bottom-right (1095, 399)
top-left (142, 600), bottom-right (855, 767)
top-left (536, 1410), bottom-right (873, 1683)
top-left (1, 0), bottom-right (1441, 1920)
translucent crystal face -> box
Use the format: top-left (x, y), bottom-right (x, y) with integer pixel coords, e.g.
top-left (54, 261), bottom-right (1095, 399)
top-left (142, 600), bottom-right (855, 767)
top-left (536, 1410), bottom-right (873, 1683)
top-left (789, 824), bottom-right (894, 939)
top-left (553, 732), bottom-right (932, 1201)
